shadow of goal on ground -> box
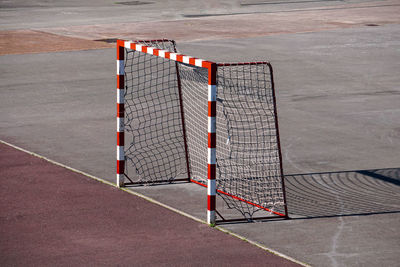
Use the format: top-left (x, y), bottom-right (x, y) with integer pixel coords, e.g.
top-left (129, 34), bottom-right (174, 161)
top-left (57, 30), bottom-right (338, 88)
top-left (285, 168), bottom-right (400, 219)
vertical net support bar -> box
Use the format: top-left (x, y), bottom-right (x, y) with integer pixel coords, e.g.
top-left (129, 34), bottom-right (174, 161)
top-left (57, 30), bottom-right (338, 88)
top-left (207, 63), bottom-right (217, 225)
top-left (175, 60), bottom-right (192, 183)
top-left (116, 42), bottom-right (125, 187)
top-left (269, 64), bottom-right (289, 218)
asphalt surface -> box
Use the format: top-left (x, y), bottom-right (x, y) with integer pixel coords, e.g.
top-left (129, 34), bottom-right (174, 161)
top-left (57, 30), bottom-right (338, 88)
top-left (1, 0), bottom-right (399, 266)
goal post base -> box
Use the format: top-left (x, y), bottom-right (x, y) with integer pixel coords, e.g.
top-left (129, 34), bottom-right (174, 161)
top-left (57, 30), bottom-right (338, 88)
top-left (123, 178), bottom-right (191, 187)
top-left (215, 215), bottom-right (289, 224)
top-left (215, 209), bottom-right (289, 224)
top-left (117, 174), bottom-right (125, 188)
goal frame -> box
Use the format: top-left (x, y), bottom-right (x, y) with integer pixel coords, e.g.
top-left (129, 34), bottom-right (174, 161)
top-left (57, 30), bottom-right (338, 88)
top-left (117, 39), bottom-right (218, 224)
top-left (116, 39), bottom-right (289, 225)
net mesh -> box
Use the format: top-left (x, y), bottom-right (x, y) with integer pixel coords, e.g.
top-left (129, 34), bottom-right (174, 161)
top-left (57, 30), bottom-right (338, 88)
top-left (178, 64), bottom-right (209, 183)
top-left (215, 64), bottom-right (285, 218)
top-left (123, 41), bottom-right (286, 218)
top-left (123, 40), bottom-right (189, 183)
top-left (179, 63), bottom-right (285, 217)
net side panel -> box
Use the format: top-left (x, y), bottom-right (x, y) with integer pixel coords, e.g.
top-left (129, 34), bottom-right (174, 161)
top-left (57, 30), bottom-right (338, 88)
top-left (179, 65), bottom-right (209, 184)
top-left (123, 41), bottom-right (188, 183)
top-left (216, 64), bottom-right (286, 218)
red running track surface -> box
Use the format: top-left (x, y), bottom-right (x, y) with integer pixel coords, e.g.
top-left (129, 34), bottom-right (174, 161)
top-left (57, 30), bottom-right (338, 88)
top-left (0, 142), bottom-right (300, 266)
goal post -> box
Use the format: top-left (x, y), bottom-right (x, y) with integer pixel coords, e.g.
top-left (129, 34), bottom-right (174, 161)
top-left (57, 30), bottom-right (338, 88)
top-left (116, 39), bottom-right (288, 224)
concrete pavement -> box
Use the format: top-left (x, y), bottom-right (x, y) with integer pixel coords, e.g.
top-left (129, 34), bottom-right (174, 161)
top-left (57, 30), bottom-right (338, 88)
top-left (1, 0), bottom-right (399, 266)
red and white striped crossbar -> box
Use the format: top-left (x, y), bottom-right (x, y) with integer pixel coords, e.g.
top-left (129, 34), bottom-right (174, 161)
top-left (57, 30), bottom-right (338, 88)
top-left (116, 40), bottom-right (217, 225)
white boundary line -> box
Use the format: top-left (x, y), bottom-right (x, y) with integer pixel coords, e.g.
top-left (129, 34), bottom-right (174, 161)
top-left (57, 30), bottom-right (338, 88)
top-left (0, 139), bottom-right (310, 267)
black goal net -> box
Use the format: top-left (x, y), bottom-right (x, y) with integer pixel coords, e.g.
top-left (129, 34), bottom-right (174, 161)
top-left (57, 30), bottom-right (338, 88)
top-left (122, 40), bottom-right (287, 219)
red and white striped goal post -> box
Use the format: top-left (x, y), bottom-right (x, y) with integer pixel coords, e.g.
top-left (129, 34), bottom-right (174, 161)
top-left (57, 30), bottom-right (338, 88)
top-left (116, 39), bottom-right (218, 225)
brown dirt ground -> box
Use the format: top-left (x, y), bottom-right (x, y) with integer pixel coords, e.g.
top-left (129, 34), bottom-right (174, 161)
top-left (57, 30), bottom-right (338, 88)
top-left (0, 30), bottom-right (113, 55)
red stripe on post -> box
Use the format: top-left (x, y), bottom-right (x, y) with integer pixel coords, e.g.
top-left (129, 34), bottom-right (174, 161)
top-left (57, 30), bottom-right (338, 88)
top-left (117, 160), bottom-right (125, 174)
top-left (117, 103), bottom-right (124, 117)
top-left (153, 49), bottom-right (159, 56)
top-left (207, 195), bottom-right (216, 211)
top-left (208, 164), bottom-right (216, 180)
top-left (117, 44), bottom-right (124, 60)
top-left (176, 54), bottom-right (183, 62)
top-left (164, 52), bottom-right (170, 59)
top-left (189, 58), bottom-right (196, 65)
top-left (117, 132), bottom-right (124, 146)
top-left (117, 75), bottom-right (124, 89)
top-left (116, 40), bottom-right (125, 48)
top-left (208, 133), bottom-right (216, 148)
top-left (208, 101), bottom-right (216, 117)
top-left (203, 62), bottom-right (217, 85)
top-left (209, 63), bottom-right (217, 85)
top-left (142, 46), bottom-right (147, 53)
top-left (202, 61), bottom-right (211, 68)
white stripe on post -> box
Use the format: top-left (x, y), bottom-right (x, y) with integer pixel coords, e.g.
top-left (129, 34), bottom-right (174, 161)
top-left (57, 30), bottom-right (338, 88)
top-left (147, 47), bottom-right (154, 54)
top-left (183, 56), bottom-right (191, 64)
top-left (207, 179), bottom-right (216, 196)
top-left (195, 59), bottom-right (204, 67)
top-left (117, 60), bottom-right (124, 75)
top-left (117, 88), bottom-right (124, 104)
top-left (117, 117), bottom-right (124, 132)
top-left (158, 50), bottom-right (167, 58)
top-left (207, 148), bottom-right (216, 164)
top-left (208, 85), bottom-right (217, 101)
top-left (208, 117), bottom-right (216, 133)
top-left (170, 53), bottom-right (177, 60)
top-left (117, 173), bottom-right (124, 187)
top-left (124, 41), bottom-right (132, 49)
top-left (207, 210), bottom-right (215, 225)
top-left (117, 146), bottom-right (124, 161)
